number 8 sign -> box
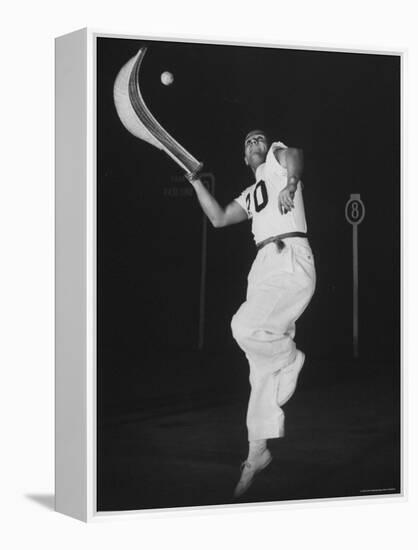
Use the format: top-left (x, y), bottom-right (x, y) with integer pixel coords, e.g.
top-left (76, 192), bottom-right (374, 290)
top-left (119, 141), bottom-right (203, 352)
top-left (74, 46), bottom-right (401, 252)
top-left (345, 193), bottom-right (365, 359)
top-left (345, 193), bottom-right (365, 225)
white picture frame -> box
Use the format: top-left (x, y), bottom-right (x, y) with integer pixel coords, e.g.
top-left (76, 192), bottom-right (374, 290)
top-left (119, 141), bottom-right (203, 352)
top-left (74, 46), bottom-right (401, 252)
top-left (55, 28), bottom-right (404, 522)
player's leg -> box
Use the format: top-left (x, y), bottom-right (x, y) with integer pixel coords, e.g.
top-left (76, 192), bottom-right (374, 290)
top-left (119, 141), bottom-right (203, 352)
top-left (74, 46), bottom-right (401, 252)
top-left (232, 244), bottom-right (315, 497)
top-left (231, 273), bottom-right (311, 375)
top-left (232, 274), bottom-right (313, 499)
top-left (276, 345), bottom-right (306, 407)
top-left (237, 279), bottom-right (314, 441)
top-left (235, 243), bottom-right (316, 419)
top-left (276, 244), bottom-right (316, 406)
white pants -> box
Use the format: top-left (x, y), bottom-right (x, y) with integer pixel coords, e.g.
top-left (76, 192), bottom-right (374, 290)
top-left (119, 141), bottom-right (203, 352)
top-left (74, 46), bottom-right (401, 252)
top-left (231, 238), bottom-right (316, 441)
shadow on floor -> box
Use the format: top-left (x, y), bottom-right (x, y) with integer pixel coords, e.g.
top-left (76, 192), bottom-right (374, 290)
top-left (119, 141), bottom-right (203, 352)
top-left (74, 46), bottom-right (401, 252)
top-left (26, 494), bottom-right (55, 511)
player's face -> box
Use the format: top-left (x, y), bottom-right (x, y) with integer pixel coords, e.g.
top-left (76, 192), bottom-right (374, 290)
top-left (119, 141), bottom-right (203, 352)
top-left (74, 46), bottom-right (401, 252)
top-left (244, 132), bottom-right (269, 169)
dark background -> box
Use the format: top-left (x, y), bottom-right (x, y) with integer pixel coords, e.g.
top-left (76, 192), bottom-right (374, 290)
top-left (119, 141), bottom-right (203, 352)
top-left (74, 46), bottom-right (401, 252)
top-left (96, 37), bottom-right (400, 511)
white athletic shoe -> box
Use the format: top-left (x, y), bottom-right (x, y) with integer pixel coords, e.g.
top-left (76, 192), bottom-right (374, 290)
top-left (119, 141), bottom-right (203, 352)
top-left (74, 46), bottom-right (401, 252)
top-left (233, 449), bottom-right (272, 499)
top-left (277, 350), bottom-right (306, 406)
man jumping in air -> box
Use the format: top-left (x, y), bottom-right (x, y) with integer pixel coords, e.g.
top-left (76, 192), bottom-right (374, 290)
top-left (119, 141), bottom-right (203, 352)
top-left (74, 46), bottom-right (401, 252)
top-left (186, 130), bottom-right (316, 499)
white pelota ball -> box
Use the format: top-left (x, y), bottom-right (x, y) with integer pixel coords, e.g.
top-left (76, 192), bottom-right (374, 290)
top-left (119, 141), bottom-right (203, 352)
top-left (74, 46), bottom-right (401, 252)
top-left (161, 71), bottom-right (174, 86)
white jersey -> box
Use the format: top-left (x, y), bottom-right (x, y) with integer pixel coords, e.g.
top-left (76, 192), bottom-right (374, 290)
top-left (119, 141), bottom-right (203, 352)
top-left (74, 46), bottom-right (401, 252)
top-left (234, 142), bottom-right (307, 244)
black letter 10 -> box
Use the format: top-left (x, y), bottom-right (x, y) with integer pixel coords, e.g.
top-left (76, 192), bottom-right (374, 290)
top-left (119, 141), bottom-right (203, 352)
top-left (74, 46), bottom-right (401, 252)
top-left (246, 180), bottom-right (269, 214)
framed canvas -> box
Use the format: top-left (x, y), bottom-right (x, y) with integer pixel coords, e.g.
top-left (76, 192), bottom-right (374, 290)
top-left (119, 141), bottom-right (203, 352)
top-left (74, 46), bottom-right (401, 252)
top-left (55, 29), bottom-right (403, 521)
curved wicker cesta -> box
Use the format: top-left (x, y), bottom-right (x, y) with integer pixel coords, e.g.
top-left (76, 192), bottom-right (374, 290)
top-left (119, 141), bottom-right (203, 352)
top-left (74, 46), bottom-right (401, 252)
top-left (113, 46), bottom-right (203, 177)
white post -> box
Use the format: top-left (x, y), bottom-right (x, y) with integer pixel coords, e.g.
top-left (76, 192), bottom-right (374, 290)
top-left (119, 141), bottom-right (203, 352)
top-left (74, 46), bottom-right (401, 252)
top-left (353, 223), bottom-right (359, 358)
top-left (345, 193), bottom-right (365, 359)
top-left (198, 173), bottom-right (215, 350)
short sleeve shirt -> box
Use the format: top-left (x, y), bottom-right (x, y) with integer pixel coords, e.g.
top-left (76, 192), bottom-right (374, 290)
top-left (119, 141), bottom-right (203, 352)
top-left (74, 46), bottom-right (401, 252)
top-left (234, 141), bottom-right (307, 243)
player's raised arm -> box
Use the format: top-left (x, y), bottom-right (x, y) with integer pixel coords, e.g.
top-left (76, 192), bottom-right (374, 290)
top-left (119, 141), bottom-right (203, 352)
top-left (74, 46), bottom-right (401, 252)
top-left (274, 147), bottom-right (304, 214)
top-left (186, 174), bottom-right (248, 228)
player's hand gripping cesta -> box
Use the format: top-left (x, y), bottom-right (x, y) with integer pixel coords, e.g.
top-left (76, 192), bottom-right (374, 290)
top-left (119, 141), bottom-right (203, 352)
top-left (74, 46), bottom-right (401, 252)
top-left (185, 172), bottom-right (197, 184)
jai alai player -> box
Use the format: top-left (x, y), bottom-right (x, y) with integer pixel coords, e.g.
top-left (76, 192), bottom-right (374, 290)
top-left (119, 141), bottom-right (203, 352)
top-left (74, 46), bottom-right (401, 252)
top-left (187, 130), bottom-right (316, 499)
top-left (113, 51), bottom-right (315, 499)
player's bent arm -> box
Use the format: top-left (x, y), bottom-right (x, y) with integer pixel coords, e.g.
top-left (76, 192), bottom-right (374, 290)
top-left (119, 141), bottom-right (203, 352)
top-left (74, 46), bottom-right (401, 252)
top-left (274, 147), bottom-right (304, 187)
top-left (188, 177), bottom-right (248, 228)
top-left (274, 147), bottom-right (304, 215)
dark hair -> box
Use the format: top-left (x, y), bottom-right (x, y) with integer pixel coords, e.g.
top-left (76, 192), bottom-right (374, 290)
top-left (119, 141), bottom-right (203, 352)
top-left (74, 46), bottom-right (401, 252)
top-left (244, 129), bottom-right (269, 144)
